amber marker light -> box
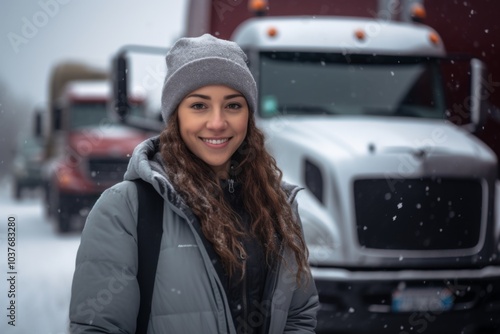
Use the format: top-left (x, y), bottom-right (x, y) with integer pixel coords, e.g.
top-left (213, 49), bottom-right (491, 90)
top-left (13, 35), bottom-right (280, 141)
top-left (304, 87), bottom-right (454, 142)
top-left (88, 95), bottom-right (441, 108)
top-left (249, 0), bottom-right (268, 16)
top-left (267, 26), bottom-right (278, 37)
top-left (354, 29), bottom-right (366, 41)
top-left (429, 32), bottom-right (440, 45)
top-left (411, 3), bottom-right (426, 22)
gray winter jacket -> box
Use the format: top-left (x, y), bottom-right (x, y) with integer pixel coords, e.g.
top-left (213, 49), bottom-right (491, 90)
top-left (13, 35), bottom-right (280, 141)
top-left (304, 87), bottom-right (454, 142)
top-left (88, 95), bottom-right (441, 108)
top-left (69, 136), bottom-right (319, 334)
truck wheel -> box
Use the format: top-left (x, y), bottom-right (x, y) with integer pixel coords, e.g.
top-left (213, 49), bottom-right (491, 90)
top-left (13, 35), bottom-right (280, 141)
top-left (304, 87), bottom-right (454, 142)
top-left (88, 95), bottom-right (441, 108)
top-left (51, 186), bottom-right (72, 233)
top-left (13, 182), bottom-right (22, 200)
top-left (56, 209), bottom-right (71, 233)
top-left (44, 182), bottom-right (52, 217)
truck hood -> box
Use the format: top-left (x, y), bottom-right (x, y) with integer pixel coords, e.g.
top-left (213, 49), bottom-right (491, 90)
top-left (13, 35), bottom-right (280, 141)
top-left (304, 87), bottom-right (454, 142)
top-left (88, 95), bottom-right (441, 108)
top-left (264, 116), bottom-right (492, 160)
top-left (263, 116), bottom-right (498, 268)
top-left (68, 124), bottom-right (149, 157)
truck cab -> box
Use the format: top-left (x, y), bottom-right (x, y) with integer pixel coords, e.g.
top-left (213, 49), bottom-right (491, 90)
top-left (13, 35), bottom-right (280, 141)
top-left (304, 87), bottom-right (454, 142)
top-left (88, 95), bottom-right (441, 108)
top-left (44, 79), bottom-right (150, 233)
top-left (232, 16), bottom-right (500, 333)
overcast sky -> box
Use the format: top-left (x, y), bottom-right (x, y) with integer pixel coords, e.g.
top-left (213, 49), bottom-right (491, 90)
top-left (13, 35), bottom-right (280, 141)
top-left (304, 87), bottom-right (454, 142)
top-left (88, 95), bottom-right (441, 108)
top-left (0, 0), bottom-right (187, 108)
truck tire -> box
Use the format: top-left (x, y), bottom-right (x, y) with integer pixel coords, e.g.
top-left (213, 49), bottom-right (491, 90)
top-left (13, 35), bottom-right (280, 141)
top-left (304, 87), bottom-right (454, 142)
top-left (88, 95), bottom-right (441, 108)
top-left (56, 207), bottom-right (71, 233)
top-left (13, 182), bottom-right (22, 200)
top-left (44, 181), bottom-right (52, 217)
top-left (50, 185), bottom-right (71, 233)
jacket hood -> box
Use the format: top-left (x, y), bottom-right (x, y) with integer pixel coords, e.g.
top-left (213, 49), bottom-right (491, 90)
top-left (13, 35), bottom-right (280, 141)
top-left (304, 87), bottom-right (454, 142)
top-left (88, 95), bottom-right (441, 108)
top-left (123, 136), bottom-right (181, 203)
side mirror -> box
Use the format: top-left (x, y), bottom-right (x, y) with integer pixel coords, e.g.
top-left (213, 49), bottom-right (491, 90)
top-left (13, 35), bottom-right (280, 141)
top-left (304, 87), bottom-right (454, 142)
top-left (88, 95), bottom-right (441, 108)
top-left (33, 108), bottom-right (43, 138)
top-left (113, 51), bottom-right (129, 122)
top-left (110, 45), bottom-right (168, 133)
top-left (53, 106), bottom-right (62, 131)
top-left (469, 58), bottom-right (488, 131)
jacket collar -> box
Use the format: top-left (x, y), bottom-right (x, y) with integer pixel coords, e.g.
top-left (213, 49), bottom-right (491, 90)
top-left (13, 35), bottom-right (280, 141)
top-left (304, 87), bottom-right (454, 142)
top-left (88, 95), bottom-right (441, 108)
top-left (124, 136), bottom-right (302, 210)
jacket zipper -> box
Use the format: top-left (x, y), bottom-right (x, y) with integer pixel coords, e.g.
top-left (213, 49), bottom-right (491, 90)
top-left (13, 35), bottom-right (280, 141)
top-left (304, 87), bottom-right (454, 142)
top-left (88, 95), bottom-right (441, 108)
top-left (238, 243), bottom-right (248, 333)
top-left (260, 243), bottom-right (283, 334)
top-left (228, 179), bottom-right (235, 193)
top-left (242, 258), bottom-right (248, 333)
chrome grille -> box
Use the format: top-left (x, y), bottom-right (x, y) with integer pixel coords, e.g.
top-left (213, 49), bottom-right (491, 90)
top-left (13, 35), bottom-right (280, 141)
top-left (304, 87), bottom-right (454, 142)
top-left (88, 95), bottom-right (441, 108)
top-left (353, 178), bottom-right (482, 250)
top-left (87, 157), bottom-right (130, 185)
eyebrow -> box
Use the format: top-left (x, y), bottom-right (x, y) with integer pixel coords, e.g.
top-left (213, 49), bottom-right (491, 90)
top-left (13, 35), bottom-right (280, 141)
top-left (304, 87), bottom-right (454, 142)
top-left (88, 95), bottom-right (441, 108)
top-left (185, 93), bottom-right (244, 100)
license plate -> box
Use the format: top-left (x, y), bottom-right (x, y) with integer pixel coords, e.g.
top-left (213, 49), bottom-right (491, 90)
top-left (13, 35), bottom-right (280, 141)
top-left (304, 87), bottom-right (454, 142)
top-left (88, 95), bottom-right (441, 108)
top-left (392, 287), bottom-right (453, 313)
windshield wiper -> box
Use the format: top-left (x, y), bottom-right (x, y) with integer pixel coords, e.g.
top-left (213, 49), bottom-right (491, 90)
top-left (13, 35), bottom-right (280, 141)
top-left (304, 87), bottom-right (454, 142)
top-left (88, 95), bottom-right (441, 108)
top-left (279, 104), bottom-right (336, 115)
top-left (363, 107), bottom-right (428, 118)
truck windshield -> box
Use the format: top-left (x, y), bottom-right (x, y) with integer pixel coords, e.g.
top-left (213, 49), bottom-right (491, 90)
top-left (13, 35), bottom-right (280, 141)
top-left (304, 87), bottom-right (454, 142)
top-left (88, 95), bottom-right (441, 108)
top-left (69, 103), bottom-right (108, 129)
top-left (69, 102), bottom-right (144, 129)
top-left (259, 52), bottom-right (446, 119)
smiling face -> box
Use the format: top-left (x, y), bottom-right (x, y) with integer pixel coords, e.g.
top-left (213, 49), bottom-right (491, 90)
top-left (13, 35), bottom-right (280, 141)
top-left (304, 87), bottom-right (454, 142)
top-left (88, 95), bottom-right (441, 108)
top-left (177, 85), bottom-right (249, 178)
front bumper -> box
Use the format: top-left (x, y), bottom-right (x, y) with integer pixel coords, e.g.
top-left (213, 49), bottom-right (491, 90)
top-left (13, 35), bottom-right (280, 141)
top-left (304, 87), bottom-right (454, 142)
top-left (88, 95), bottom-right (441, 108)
top-left (58, 191), bottom-right (100, 218)
top-left (312, 266), bottom-right (500, 333)
top-left (14, 168), bottom-right (43, 188)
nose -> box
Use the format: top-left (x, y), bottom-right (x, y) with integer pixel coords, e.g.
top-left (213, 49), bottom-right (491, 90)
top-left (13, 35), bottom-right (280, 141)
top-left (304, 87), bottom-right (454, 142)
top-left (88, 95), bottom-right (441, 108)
top-left (206, 108), bottom-right (227, 131)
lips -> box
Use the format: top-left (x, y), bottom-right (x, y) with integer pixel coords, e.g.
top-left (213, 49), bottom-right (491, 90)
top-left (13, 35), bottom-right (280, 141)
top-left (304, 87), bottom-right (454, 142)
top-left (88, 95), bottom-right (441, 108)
top-left (201, 137), bottom-right (230, 145)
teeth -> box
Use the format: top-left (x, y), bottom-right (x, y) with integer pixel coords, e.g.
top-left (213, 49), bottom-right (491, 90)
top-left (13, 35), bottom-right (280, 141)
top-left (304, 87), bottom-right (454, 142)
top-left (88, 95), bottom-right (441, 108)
top-left (203, 138), bottom-right (229, 145)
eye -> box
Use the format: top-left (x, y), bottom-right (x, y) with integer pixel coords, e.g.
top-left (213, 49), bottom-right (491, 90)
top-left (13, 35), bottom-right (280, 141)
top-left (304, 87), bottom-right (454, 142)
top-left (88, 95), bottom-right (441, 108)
top-left (226, 103), bottom-right (242, 110)
top-left (191, 103), bottom-right (206, 110)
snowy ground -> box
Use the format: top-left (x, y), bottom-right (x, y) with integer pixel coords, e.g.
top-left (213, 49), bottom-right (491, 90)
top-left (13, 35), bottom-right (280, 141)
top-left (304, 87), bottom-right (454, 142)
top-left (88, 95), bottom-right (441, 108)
top-left (0, 177), bottom-right (81, 334)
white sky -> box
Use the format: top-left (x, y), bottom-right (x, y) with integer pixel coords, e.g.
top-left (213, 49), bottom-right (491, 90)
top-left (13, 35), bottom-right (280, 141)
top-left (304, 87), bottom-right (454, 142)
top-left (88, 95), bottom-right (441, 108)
top-left (0, 0), bottom-right (188, 108)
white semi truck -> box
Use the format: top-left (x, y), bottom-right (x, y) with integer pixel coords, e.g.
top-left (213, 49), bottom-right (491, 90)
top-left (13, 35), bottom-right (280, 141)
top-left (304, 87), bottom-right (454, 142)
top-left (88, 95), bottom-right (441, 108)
top-left (232, 16), bottom-right (500, 333)
top-left (112, 1), bottom-right (500, 332)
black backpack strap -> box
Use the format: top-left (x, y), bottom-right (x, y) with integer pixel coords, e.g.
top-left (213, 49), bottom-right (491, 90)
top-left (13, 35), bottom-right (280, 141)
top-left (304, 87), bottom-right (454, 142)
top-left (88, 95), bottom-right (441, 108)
top-left (133, 179), bottom-right (164, 334)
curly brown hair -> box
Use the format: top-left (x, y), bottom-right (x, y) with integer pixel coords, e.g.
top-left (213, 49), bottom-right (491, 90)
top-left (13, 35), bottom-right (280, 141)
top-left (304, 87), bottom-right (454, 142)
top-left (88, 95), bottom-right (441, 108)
top-left (159, 111), bottom-right (309, 283)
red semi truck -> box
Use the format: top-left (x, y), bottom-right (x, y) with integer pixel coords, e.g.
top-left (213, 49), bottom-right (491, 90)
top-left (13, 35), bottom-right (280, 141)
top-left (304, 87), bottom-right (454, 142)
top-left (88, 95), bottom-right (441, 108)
top-left (112, 0), bottom-right (500, 332)
top-left (42, 62), bottom-right (150, 233)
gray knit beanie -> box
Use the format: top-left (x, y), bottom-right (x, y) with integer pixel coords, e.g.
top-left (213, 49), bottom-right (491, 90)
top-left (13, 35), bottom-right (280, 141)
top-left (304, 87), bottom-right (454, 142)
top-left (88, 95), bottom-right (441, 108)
top-left (161, 34), bottom-right (257, 123)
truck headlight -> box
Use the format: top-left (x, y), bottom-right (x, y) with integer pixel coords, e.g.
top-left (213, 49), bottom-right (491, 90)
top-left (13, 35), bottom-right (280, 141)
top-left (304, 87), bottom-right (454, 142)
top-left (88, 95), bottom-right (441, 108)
top-left (302, 215), bottom-right (338, 265)
top-left (297, 188), bottom-right (340, 266)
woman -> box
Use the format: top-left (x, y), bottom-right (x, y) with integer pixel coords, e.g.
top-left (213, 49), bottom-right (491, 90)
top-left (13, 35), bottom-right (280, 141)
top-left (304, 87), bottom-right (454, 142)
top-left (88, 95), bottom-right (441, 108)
top-left (69, 34), bottom-right (319, 334)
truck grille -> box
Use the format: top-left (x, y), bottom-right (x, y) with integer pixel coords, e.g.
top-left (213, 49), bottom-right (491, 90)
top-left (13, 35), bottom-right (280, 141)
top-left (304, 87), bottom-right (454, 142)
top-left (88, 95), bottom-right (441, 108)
top-left (87, 157), bottom-right (130, 185)
top-left (353, 178), bottom-right (482, 251)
